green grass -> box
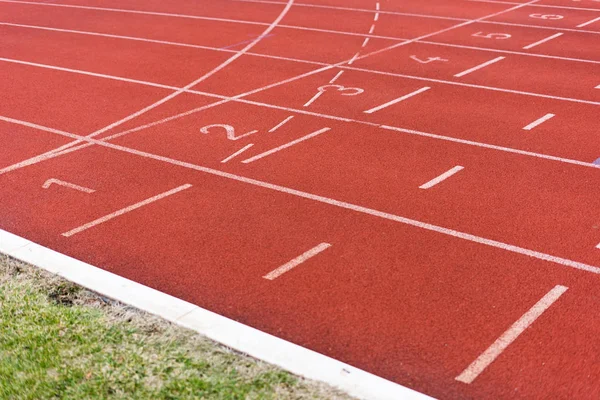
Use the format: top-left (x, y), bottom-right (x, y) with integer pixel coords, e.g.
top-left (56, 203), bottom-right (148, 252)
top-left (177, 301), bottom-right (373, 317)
top-left (0, 255), bottom-right (353, 400)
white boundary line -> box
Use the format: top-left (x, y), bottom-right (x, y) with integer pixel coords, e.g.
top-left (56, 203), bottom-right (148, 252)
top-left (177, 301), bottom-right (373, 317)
top-left (242, 127), bottom-right (331, 163)
top-left (0, 229), bottom-right (433, 400)
top-left (268, 115), bottom-right (294, 132)
top-left (522, 32), bottom-right (563, 50)
top-left (221, 144), bottom-right (254, 163)
top-left (419, 166), bottom-right (464, 189)
top-left (62, 184), bottom-right (193, 237)
top-left (455, 285), bottom-right (568, 384)
top-left (363, 87), bottom-right (431, 114)
top-left (263, 242), bottom-right (331, 280)
top-left (454, 56), bottom-right (505, 78)
top-left (467, 0), bottom-right (600, 12)
top-left (2, 115), bottom-right (600, 275)
top-left (522, 113), bottom-right (555, 130)
top-left (578, 16), bottom-right (600, 28)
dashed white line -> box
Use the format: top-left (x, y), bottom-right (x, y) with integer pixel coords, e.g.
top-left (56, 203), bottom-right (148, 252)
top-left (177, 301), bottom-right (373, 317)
top-left (456, 285), bottom-right (568, 384)
top-left (454, 56), bottom-right (505, 78)
top-left (303, 91), bottom-right (326, 107)
top-left (329, 70), bottom-right (345, 84)
top-left (242, 127), bottom-right (331, 163)
top-left (263, 242), bottom-right (331, 280)
top-left (369, 24), bottom-right (376, 34)
top-left (363, 86), bottom-right (430, 114)
top-left (578, 16), bottom-right (600, 28)
top-left (42, 178), bottom-right (95, 193)
top-left (348, 52), bottom-right (361, 65)
top-left (361, 37), bottom-right (370, 47)
top-left (419, 166), bottom-right (464, 189)
top-left (268, 116), bottom-right (294, 132)
top-left (522, 113), bottom-right (555, 131)
top-left (522, 32), bottom-right (563, 49)
top-left (596, 242), bottom-right (600, 249)
top-left (62, 184), bottom-right (192, 237)
top-left (221, 144), bottom-right (254, 163)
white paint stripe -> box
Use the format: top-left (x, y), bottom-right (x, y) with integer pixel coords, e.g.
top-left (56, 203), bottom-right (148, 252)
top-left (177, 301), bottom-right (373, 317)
top-left (62, 184), bottom-right (192, 237)
top-left (268, 116), bottom-right (294, 132)
top-left (2, 116), bottom-right (600, 275)
top-left (522, 113), bottom-right (555, 131)
top-left (303, 90), bottom-right (325, 107)
top-left (468, 0), bottom-right (600, 12)
top-left (456, 285), bottom-right (568, 384)
top-left (329, 70), bottom-right (344, 83)
top-left (361, 37), bottom-right (370, 47)
top-left (419, 166), bottom-right (464, 189)
top-left (369, 24), bottom-right (376, 34)
top-left (0, 230), bottom-right (433, 400)
top-left (578, 16), bottom-right (600, 28)
top-left (454, 56), bottom-right (505, 78)
top-left (348, 52), bottom-right (361, 65)
top-left (374, 13), bottom-right (379, 21)
top-left (221, 144), bottom-right (254, 163)
top-left (263, 243), bottom-right (331, 280)
top-left (596, 242), bottom-right (600, 249)
top-left (363, 87), bottom-right (430, 114)
top-left (42, 178), bottom-right (95, 193)
top-left (376, 2), bottom-right (380, 11)
top-left (522, 32), bottom-right (563, 49)
top-left (242, 127), bottom-right (331, 163)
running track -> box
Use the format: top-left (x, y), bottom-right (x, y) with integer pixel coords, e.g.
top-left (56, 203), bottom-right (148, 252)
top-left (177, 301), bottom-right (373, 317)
top-left (1, 0), bottom-right (599, 398)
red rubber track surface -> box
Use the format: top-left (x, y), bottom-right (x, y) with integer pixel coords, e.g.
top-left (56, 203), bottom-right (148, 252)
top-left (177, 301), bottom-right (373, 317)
top-left (1, 0), bottom-right (599, 398)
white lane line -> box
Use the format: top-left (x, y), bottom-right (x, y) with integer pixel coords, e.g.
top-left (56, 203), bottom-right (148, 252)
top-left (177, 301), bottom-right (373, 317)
top-left (454, 56), bottom-right (505, 78)
top-left (329, 70), bottom-right (345, 83)
top-left (42, 178), bottom-right (95, 193)
top-left (303, 91), bottom-right (326, 107)
top-left (44, 0), bottom-right (295, 160)
top-left (348, 52), bottom-right (361, 65)
top-left (456, 285), bottom-right (568, 384)
top-left (364, 86), bottom-right (430, 114)
top-left (361, 37), bottom-right (370, 47)
top-left (369, 24), bottom-right (376, 34)
top-left (522, 113), bottom-right (555, 131)
top-left (468, 0), bottom-right (600, 12)
top-left (523, 32), bottom-right (563, 49)
top-left (596, 242), bottom-right (600, 249)
top-left (1, 230), bottom-right (432, 400)
top-left (578, 16), bottom-right (600, 28)
top-left (3, 115), bottom-right (600, 275)
top-left (221, 144), bottom-right (254, 163)
top-left (419, 166), bottom-right (464, 189)
top-left (242, 127), bottom-right (331, 163)
top-left (62, 184), bottom-right (192, 237)
top-left (263, 243), bottom-right (331, 280)
top-left (268, 116), bottom-right (294, 132)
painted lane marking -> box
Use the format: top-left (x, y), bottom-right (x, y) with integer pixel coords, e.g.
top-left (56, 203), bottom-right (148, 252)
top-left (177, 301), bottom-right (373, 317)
top-left (62, 184), bottom-right (192, 237)
top-left (364, 87), bottom-right (430, 114)
top-left (522, 32), bottom-right (563, 49)
top-left (596, 242), bottom-right (600, 249)
top-left (456, 285), bottom-right (568, 384)
top-left (578, 16), bottom-right (600, 27)
top-left (242, 127), bottom-right (331, 163)
top-left (263, 243), bottom-right (331, 280)
top-left (329, 70), bottom-right (345, 83)
top-left (3, 115), bottom-right (600, 275)
top-left (221, 144), bottom-right (254, 163)
top-left (303, 71), bottom-right (346, 107)
top-left (42, 178), bottom-right (95, 193)
top-left (347, 52), bottom-right (361, 65)
top-left (361, 37), bottom-right (370, 47)
top-left (468, 0), bottom-right (600, 12)
top-left (523, 113), bottom-right (555, 130)
top-left (268, 116), bottom-right (294, 132)
top-left (220, 33), bottom-right (274, 50)
top-left (454, 56), bottom-right (505, 78)
top-left (419, 166), bottom-right (464, 189)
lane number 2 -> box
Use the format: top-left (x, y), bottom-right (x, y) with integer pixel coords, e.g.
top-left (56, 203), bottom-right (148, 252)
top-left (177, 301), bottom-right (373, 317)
top-left (200, 124), bottom-right (258, 141)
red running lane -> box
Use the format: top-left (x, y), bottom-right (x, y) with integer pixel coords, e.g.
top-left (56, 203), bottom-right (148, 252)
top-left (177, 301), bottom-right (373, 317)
top-left (1, 0), bottom-right (600, 399)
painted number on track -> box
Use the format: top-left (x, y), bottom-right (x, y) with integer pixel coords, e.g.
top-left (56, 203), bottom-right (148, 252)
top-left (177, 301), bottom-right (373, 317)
top-left (472, 32), bottom-right (512, 39)
top-left (200, 124), bottom-right (258, 141)
top-left (317, 84), bottom-right (364, 96)
top-left (410, 56), bottom-right (448, 64)
top-left (529, 13), bottom-right (563, 20)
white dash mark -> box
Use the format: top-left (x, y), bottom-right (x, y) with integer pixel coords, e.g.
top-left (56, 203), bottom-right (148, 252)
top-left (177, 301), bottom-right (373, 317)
top-left (454, 56), bottom-right (505, 78)
top-left (419, 166), bottom-right (464, 189)
top-left (268, 116), bottom-right (294, 132)
top-left (596, 242), bottom-right (600, 249)
top-left (348, 52), bottom-right (360, 65)
top-left (329, 70), bottom-right (344, 83)
top-left (62, 184), bottom-right (192, 237)
top-left (221, 144), bottom-right (254, 163)
top-left (42, 178), bottom-right (95, 193)
top-left (374, 13), bottom-right (379, 21)
top-left (303, 91), bottom-right (325, 107)
top-left (242, 127), bottom-right (331, 163)
top-left (364, 87), bottom-right (430, 114)
top-left (456, 285), bottom-right (568, 384)
top-left (362, 37), bottom-right (370, 47)
top-left (263, 242), bottom-right (331, 280)
top-left (522, 33), bottom-right (563, 50)
top-left (369, 24), bottom-right (376, 34)
top-left (522, 113), bottom-right (555, 131)
top-left (376, 2), bottom-right (380, 10)
top-left (577, 16), bottom-right (600, 28)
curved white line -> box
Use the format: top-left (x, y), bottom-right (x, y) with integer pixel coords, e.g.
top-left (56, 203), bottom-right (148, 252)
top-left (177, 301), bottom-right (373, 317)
top-left (24, 0), bottom-right (295, 159)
